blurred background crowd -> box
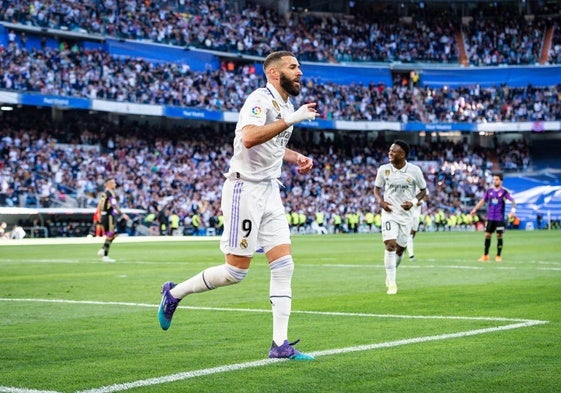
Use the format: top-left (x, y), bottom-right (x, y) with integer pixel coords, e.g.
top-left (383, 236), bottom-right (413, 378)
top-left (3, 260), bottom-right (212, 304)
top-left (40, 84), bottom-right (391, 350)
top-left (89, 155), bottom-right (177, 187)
top-left (0, 0), bottom-right (559, 237)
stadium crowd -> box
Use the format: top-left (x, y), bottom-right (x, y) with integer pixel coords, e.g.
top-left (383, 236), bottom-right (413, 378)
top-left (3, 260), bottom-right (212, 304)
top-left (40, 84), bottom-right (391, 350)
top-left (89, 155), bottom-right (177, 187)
top-left (0, 0), bottom-right (559, 65)
top-left (1, 43), bottom-right (560, 122)
top-left (464, 15), bottom-right (548, 66)
top-left (0, 109), bottom-right (531, 237)
top-left (550, 20), bottom-right (561, 64)
top-left (0, 0), bottom-right (554, 237)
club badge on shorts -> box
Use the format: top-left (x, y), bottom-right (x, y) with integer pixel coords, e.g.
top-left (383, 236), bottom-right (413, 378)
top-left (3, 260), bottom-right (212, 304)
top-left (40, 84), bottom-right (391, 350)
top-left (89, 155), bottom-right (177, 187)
top-left (240, 237), bottom-right (248, 249)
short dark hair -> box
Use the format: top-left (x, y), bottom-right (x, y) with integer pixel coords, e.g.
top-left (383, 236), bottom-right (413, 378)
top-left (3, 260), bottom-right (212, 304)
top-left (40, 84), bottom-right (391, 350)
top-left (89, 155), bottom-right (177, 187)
top-left (263, 51), bottom-right (296, 71)
top-left (393, 139), bottom-right (410, 158)
top-left (493, 172), bottom-right (504, 180)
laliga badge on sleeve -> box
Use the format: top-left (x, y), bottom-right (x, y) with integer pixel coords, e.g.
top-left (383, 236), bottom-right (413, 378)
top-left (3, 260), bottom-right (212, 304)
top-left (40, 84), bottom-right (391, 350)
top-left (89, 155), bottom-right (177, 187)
top-left (250, 106), bottom-right (263, 117)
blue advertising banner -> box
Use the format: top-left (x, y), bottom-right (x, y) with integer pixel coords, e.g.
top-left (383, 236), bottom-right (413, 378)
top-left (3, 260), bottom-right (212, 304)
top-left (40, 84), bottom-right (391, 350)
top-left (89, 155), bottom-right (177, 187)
top-left (164, 106), bottom-right (224, 121)
top-left (421, 66), bottom-right (561, 88)
top-left (402, 122), bottom-right (478, 132)
top-left (301, 62), bottom-right (392, 86)
top-left (20, 94), bottom-right (91, 109)
top-left (294, 118), bottom-right (337, 130)
top-left (106, 39), bottom-right (220, 72)
top-left (4, 91), bottom-right (559, 132)
top-left (0, 24), bottom-right (6, 47)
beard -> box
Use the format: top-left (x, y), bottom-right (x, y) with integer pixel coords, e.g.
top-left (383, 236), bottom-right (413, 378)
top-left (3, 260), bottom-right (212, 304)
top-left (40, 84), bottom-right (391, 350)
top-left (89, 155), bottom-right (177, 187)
top-left (280, 73), bottom-right (301, 97)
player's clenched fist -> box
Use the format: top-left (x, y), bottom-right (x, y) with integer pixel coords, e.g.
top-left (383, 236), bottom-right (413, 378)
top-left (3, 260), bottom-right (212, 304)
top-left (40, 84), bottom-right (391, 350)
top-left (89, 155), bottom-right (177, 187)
top-left (297, 155), bottom-right (313, 175)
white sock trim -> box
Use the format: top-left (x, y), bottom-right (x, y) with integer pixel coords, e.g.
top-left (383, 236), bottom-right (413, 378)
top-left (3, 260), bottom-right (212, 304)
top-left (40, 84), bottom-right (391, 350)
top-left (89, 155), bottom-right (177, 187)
top-left (269, 255), bottom-right (294, 346)
top-left (172, 263), bottom-right (248, 298)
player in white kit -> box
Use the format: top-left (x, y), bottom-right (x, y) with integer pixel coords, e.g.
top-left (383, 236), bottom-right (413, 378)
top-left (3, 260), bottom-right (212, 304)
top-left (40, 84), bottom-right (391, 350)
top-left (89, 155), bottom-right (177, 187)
top-left (374, 140), bottom-right (427, 295)
top-left (158, 51), bottom-right (317, 360)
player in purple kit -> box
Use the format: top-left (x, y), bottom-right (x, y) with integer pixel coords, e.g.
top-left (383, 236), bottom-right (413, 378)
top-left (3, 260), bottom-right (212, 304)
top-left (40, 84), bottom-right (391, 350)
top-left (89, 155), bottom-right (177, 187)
top-left (470, 173), bottom-right (516, 262)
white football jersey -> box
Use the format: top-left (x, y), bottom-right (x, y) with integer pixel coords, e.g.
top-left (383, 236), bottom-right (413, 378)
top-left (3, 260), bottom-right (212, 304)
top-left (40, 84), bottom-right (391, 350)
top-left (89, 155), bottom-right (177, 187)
top-left (226, 83), bottom-right (294, 182)
top-left (375, 162), bottom-right (427, 225)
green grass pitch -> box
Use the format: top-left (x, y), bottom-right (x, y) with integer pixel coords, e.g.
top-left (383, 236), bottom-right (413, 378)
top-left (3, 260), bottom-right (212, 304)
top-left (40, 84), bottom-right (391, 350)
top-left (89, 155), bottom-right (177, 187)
top-left (1, 230), bottom-right (560, 393)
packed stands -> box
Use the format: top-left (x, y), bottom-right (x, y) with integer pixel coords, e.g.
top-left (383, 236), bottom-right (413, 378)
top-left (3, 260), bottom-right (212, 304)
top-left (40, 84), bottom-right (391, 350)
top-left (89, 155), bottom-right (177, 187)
top-left (1, 0), bottom-right (560, 236)
top-left (1, 107), bottom-right (548, 237)
top-left (1, 0), bottom-right (559, 65)
top-left (0, 43), bottom-right (560, 122)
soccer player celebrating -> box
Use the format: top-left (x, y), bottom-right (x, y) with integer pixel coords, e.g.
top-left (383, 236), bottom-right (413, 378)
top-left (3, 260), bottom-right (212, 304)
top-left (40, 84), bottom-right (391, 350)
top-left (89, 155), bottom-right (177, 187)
top-left (470, 173), bottom-right (516, 262)
top-left (374, 140), bottom-right (427, 295)
top-left (158, 51), bottom-right (317, 360)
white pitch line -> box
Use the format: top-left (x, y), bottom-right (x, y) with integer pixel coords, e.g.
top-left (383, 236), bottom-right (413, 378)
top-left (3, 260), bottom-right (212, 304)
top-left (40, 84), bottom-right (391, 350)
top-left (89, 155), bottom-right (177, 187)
top-left (3, 259), bottom-right (561, 272)
top-left (320, 264), bottom-right (485, 270)
top-left (76, 320), bottom-right (547, 393)
top-left (0, 388), bottom-right (61, 393)
top-left (75, 359), bottom-right (284, 393)
top-left (0, 298), bottom-right (546, 324)
top-left (0, 299), bottom-right (549, 393)
top-left (317, 263), bottom-right (561, 272)
top-left (0, 236), bottom-right (219, 247)
top-left (309, 319), bottom-right (547, 358)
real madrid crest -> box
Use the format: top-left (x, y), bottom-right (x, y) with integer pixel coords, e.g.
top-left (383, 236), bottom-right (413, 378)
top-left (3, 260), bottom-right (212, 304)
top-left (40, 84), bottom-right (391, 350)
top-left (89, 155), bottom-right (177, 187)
top-left (272, 100), bottom-right (280, 112)
top-left (384, 169), bottom-right (390, 177)
top-left (240, 238), bottom-right (248, 249)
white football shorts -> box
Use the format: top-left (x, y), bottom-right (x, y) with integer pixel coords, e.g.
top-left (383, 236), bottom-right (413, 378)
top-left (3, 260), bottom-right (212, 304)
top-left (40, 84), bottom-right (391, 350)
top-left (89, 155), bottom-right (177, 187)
top-left (381, 219), bottom-right (411, 248)
top-left (220, 178), bottom-right (290, 257)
